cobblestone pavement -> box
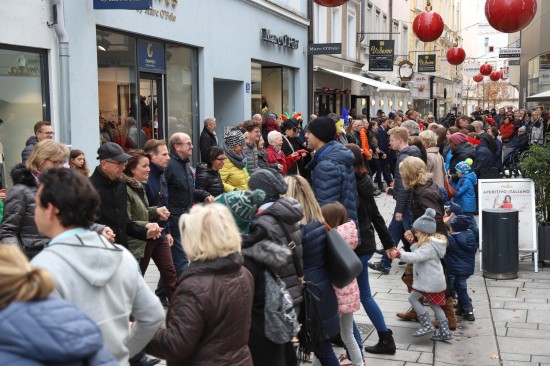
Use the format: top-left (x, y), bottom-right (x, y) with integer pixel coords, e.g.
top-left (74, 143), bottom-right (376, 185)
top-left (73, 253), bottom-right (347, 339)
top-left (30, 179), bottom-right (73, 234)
top-left (144, 192), bottom-right (550, 366)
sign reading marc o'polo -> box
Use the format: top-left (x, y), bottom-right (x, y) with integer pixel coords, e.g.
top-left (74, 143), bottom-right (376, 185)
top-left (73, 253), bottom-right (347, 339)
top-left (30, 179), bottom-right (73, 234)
top-left (261, 29), bottom-right (299, 50)
top-left (94, 0), bottom-right (152, 10)
top-left (368, 40), bottom-right (394, 72)
top-left (418, 54), bottom-right (436, 73)
top-left (308, 43), bottom-right (342, 55)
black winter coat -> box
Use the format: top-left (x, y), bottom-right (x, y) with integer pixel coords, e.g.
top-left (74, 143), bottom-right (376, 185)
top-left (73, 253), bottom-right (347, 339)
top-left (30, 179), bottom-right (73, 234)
top-left (473, 139), bottom-right (495, 177)
top-left (199, 127), bottom-right (218, 163)
top-left (195, 163), bottom-right (224, 197)
top-left (393, 146), bottom-right (422, 214)
top-left (21, 136), bottom-right (37, 164)
top-left (447, 230), bottom-right (477, 277)
top-left (449, 143), bottom-right (475, 174)
top-left (90, 167), bottom-right (147, 248)
top-left (0, 164), bottom-right (45, 249)
top-left (411, 180), bottom-right (447, 238)
top-left (355, 173), bottom-right (393, 256)
top-left (254, 198), bottom-right (304, 307)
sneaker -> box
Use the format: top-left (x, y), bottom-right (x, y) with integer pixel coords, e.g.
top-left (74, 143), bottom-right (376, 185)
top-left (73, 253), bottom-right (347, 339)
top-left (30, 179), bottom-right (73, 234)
top-left (368, 261), bottom-right (390, 274)
top-left (462, 307), bottom-right (475, 321)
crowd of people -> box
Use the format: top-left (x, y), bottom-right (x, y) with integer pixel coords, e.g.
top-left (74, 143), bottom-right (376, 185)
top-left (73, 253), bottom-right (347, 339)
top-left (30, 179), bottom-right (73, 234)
top-left (0, 103), bottom-right (546, 366)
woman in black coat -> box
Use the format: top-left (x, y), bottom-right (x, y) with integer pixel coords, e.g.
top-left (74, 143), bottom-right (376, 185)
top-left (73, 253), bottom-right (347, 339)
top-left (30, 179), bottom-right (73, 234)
top-left (195, 146), bottom-right (225, 197)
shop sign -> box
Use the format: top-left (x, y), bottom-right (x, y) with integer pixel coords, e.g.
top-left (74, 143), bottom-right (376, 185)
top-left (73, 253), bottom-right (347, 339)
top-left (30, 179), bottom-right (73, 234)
top-left (539, 55), bottom-right (550, 70)
top-left (499, 48), bottom-right (521, 58)
top-left (138, 40), bottom-right (165, 73)
top-left (261, 29), bottom-right (299, 50)
top-left (308, 43), bottom-right (342, 55)
top-left (463, 62), bottom-right (480, 77)
top-left (246, 83), bottom-right (251, 93)
top-left (417, 54), bottom-right (436, 73)
top-left (94, 0), bottom-right (152, 10)
top-left (539, 71), bottom-right (550, 85)
top-left (368, 40), bottom-right (394, 72)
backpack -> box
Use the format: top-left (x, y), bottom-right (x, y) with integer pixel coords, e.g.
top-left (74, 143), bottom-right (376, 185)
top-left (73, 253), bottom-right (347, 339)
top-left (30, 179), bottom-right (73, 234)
top-left (264, 269), bottom-right (300, 344)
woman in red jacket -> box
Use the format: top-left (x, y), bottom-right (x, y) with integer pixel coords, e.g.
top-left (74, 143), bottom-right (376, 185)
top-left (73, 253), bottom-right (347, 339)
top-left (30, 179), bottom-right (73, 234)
top-left (499, 115), bottom-right (516, 144)
top-left (266, 130), bottom-right (302, 176)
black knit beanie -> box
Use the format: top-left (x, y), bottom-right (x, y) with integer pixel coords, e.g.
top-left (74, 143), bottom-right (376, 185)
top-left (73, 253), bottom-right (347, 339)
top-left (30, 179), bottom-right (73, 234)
top-left (308, 116), bottom-right (336, 143)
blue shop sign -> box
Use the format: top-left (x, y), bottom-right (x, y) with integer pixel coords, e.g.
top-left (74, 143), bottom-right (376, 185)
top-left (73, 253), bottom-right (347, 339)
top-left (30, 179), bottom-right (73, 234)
top-left (93, 0), bottom-right (152, 10)
top-left (138, 40), bottom-right (165, 73)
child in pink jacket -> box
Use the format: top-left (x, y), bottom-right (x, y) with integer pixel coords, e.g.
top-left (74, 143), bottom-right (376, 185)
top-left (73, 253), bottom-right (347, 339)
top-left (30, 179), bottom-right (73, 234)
top-left (322, 202), bottom-right (364, 366)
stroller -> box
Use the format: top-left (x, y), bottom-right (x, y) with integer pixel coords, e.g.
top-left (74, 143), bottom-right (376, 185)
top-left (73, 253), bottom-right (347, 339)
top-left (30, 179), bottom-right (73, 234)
top-left (502, 143), bottom-right (529, 178)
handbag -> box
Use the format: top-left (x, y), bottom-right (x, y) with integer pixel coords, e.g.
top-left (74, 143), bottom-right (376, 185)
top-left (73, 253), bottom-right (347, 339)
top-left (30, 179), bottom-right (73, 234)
top-left (441, 165), bottom-right (456, 199)
top-left (264, 269), bottom-right (300, 344)
top-left (401, 263), bottom-right (414, 293)
top-left (325, 227), bottom-right (363, 289)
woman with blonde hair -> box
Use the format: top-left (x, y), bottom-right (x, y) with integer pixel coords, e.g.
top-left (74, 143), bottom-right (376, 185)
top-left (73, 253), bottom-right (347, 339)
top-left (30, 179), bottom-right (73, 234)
top-left (419, 130), bottom-right (445, 188)
top-left (145, 203), bottom-right (254, 365)
top-left (0, 245), bottom-right (116, 365)
top-left (284, 175), bottom-right (340, 366)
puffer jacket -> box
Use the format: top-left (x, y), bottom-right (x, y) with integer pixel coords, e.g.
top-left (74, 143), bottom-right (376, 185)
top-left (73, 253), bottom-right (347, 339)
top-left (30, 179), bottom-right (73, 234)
top-left (355, 173), bottom-right (393, 256)
top-left (333, 221), bottom-right (360, 315)
top-left (393, 145), bottom-right (422, 214)
top-left (447, 230), bottom-right (477, 277)
top-left (21, 136), bottom-right (37, 164)
top-left (301, 220), bottom-right (339, 338)
top-left (146, 254), bottom-right (254, 366)
top-left (124, 174), bottom-right (158, 259)
top-left (307, 141), bottom-right (359, 228)
top-left (0, 297), bottom-right (117, 366)
top-left (449, 143), bottom-right (475, 174)
top-left (241, 231), bottom-right (293, 366)
top-left (219, 155), bottom-right (249, 192)
top-left (399, 238), bottom-right (447, 293)
top-left (0, 164), bottom-right (45, 250)
top-left (243, 142), bottom-right (260, 175)
top-left (195, 163), bottom-right (224, 197)
top-left (451, 172), bottom-right (477, 213)
top-left (254, 198), bottom-right (304, 307)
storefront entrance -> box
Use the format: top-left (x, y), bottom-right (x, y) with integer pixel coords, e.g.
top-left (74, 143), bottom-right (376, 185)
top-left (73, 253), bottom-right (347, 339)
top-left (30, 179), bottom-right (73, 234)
top-left (139, 72), bottom-right (163, 142)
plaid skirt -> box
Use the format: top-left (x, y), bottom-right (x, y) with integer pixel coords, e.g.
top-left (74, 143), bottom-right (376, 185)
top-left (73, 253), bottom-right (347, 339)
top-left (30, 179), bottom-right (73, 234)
top-left (415, 289), bottom-right (446, 306)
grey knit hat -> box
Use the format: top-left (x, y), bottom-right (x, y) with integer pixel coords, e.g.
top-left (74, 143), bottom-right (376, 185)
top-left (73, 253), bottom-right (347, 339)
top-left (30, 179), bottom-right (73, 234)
top-left (412, 208), bottom-right (437, 234)
top-left (248, 168), bottom-right (288, 202)
top-left (224, 129), bottom-right (245, 149)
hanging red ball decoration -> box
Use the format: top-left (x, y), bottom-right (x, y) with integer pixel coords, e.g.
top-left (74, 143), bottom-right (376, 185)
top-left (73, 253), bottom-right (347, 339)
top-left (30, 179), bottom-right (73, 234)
top-left (446, 46), bottom-right (466, 65)
top-left (473, 74), bottom-right (484, 83)
top-left (313, 0), bottom-right (349, 7)
top-left (485, 0), bottom-right (537, 33)
top-left (480, 63), bottom-right (493, 76)
top-left (413, 3), bottom-right (444, 42)
top-left (490, 71), bottom-right (501, 82)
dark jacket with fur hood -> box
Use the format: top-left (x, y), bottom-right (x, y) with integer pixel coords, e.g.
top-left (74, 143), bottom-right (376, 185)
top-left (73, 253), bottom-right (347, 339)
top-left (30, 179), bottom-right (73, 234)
top-left (253, 197), bottom-right (304, 307)
top-left (195, 163), bottom-right (224, 198)
top-left (242, 227), bottom-right (293, 366)
top-left (0, 164), bottom-right (45, 249)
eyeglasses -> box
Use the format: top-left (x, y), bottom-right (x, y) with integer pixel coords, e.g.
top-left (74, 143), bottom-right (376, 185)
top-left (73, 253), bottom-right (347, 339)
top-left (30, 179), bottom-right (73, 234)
top-left (40, 131), bottom-right (55, 136)
top-left (106, 160), bottom-right (127, 166)
top-left (178, 142), bottom-right (192, 146)
top-left (46, 158), bottom-right (64, 166)
top-left (215, 157), bottom-right (226, 161)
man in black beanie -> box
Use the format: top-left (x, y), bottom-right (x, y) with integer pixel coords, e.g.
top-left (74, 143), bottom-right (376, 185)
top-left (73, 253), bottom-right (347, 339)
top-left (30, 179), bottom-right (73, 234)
top-left (305, 117), bottom-right (359, 230)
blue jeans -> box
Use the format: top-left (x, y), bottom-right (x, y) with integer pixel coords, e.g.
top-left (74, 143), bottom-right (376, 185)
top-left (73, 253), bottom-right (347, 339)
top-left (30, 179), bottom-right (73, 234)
top-left (156, 216), bottom-right (189, 300)
top-left (357, 254), bottom-right (388, 332)
top-left (448, 274), bottom-right (472, 308)
top-left (313, 338), bottom-right (339, 366)
top-left (380, 205), bottom-right (413, 270)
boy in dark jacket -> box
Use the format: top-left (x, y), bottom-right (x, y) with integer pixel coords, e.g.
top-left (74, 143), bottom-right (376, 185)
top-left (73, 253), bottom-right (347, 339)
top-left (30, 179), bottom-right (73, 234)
top-left (446, 215), bottom-right (477, 321)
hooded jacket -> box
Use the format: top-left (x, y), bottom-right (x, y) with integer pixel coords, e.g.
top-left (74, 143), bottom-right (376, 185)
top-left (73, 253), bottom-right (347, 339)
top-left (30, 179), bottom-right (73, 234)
top-left (393, 145), bottom-right (422, 214)
top-left (452, 172), bottom-right (477, 213)
top-left (0, 296), bottom-right (117, 366)
top-left (399, 238), bottom-right (447, 293)
top-left (334, 221), bottom-right (361, 315)
top-left (307, 141), bottom-right (359, 228)
top-left (195, 163), bottom-right (224, 197)
top-left (31, 231), bottom-right (165, 365)
top-left (449, 143), bottom-right (475, 174)
top-left (219, 153), bottom-right (250, 192)
top-left (21, 136), bottom-right (38, 164)
top-left (447, 230), bottom-right (477, 277)
top-left (254, 197), bottom-right (304, 306)
top-left (146, 254), bottom-right (254, 366)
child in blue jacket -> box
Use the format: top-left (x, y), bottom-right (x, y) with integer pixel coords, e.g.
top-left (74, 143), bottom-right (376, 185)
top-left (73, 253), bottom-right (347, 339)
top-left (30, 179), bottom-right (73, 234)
top-left (451, 161), bottom-right (478, 241)
top-left (446, 215), bottom-right (477, 321)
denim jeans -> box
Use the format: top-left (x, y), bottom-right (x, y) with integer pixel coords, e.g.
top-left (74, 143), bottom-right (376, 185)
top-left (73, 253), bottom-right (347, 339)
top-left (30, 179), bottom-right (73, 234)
top-left (448, 274), bottom-right (472, 308)
top-left (380, 205), bottom-right (413, 270)
top-left (156, 216), bottom-right (189, 301)
top-left (312, 338), bottom-right (339, 366)
top-left (357, 253), bottom-right (388, 332)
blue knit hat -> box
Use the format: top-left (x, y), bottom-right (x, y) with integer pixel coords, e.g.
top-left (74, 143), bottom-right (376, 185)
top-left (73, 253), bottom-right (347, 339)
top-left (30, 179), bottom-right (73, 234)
top-left (450, 215), bottom-right (472, 232)
top-left (455, 161), bottom-right (472, 175)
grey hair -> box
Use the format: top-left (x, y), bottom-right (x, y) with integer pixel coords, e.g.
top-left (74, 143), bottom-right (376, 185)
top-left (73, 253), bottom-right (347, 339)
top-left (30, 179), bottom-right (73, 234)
top-left (402, 120), bottom-right (420, 136)
top-left (267, 130), bottom-right (282, 145)
top-left (471, 121), bottom-right (483, 132)
top-left (204, 117), bottom-right (216, 127)
top-left (125, 117), bottom-right (137, 126)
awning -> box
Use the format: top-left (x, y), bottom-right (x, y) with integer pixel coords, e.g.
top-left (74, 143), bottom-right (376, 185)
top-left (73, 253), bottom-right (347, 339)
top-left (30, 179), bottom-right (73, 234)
top-left (316, 67), bottom-right (410, 93)
top-left (526, 89), bottom-right (550, 102)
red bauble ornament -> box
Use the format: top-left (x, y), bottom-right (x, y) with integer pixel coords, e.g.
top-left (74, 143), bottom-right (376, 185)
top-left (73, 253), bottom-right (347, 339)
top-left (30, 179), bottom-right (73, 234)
top-left (313, 0), bottom-right (349, 7)
top-left (480, 63), bottom-right (493, 76)
top-left (490, 71), bottom-right (501, 81)
top-left (413, 4), bottom-right (444, 42)
top-left (546, 53), bottom-right (550, 61)
top-left (485, 0), bottom-right (537, 33)
top-left (473, 74), bottom-right (484, 83)
top-left (446, 46), bottom-right (466, 65)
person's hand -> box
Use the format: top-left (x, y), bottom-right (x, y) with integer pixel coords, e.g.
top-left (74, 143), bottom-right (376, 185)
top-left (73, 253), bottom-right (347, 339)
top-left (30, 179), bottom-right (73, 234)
top-left (404, 230), bottom-right (415, 243)
top-left (204, 195), bottom-right (215, 203)
top-left (395, 212), bottom-right (403, 221)
top-left (277, 164), bottom-right (284, 172)
top-left (387, 248), bottom-right (398, 259)
top-left (0, 191), bottom-right (6, 200)
top-left (156, 206), bottom-right (170, 221)
top-left (101, 226), bottom-right (116, 243)
top-left (145, 223), bottom-right (163, 239)
top-left (166, 233), bottom-right (174, 247)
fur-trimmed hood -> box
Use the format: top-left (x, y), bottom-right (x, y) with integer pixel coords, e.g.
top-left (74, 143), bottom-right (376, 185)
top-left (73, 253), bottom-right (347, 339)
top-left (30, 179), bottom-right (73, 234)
top-left (121, 173), bottom-right (144, 190)
top-left (241, 239), bottom-right (291, 271)
top-left (10, 164), bottom-right (37, 187)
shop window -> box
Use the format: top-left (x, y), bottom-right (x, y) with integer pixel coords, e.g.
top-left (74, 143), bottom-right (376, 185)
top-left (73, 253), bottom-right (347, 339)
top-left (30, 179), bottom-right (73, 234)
top-left (282, 68), bottom-right (295, 114)
top-left (252, 64), bottom-right (295, 117)
top-left (251, 61), bottom-right (262, 114)
top-left (0, 46), bottom-right (49, 188)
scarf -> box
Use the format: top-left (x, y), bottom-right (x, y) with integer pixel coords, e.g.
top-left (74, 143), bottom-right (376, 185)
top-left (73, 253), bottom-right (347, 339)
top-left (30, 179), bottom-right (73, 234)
top-left (224, 143), bottom-right (247, 169)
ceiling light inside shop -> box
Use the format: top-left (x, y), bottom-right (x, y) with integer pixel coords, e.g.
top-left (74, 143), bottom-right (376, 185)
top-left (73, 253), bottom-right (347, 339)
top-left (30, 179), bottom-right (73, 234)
top-left (97, 38), bottom-right (111, 52)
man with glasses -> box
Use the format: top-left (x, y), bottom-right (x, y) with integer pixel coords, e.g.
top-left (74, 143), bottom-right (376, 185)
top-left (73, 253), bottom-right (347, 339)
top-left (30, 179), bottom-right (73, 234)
top-left (22, 121), bottom-right (54, 163)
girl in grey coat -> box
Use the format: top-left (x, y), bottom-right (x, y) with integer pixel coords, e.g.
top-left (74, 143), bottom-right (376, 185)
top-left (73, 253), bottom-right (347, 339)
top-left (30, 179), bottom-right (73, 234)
top-left (388, 208), bottom-right (452, 341)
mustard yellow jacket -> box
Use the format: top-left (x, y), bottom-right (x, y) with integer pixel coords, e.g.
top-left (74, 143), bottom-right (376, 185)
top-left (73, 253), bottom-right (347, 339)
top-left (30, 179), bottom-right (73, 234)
top-left (219, 157), bottom-right (249, 192)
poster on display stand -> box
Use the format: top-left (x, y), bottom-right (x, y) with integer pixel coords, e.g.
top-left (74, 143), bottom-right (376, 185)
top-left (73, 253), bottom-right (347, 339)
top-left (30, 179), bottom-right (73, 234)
top-left (478, 179), bottom-right (538, 272)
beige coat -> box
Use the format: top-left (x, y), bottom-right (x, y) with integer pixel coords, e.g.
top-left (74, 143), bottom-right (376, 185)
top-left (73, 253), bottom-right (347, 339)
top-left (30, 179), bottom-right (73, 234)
top-left (426, 147), bottom-right (445, 188)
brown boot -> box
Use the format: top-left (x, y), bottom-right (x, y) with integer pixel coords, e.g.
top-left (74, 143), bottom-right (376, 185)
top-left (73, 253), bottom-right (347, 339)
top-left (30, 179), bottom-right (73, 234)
top-left (396, 307), bottom-right (418, 321)
top-left (433, 297), bottom-right (457, 330)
